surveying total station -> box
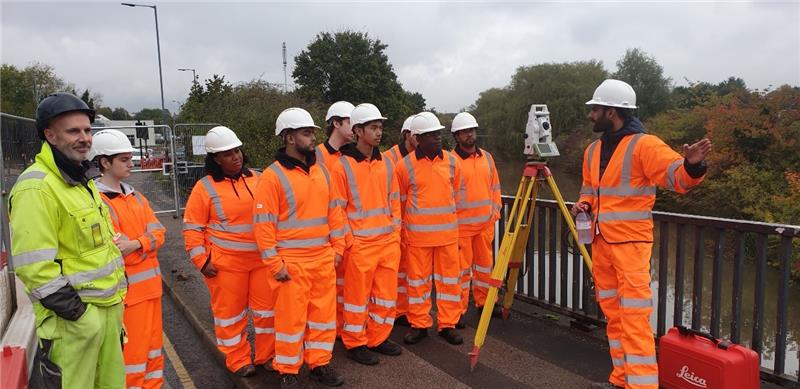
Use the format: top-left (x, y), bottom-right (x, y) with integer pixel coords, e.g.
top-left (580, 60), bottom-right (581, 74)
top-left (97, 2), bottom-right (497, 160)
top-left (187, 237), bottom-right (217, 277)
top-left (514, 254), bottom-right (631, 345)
top-left (469, 104), bottom-right (594, 370)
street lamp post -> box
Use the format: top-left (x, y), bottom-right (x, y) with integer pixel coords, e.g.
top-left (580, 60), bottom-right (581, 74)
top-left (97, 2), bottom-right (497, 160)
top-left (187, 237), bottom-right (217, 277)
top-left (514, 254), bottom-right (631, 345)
top-left (178, 68), bottom-right (197, 85)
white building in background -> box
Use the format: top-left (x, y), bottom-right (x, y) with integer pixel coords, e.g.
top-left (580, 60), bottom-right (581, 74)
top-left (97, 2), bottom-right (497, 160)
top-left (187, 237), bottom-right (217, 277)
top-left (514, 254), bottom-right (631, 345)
top-left (92, 116), bottom-right (167, 165)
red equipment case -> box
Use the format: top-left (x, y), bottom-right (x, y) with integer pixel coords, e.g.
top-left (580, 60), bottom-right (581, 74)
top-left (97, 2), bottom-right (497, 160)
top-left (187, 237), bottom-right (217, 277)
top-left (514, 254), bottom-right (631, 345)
top-left (658, 326), bottom-right (760, 389)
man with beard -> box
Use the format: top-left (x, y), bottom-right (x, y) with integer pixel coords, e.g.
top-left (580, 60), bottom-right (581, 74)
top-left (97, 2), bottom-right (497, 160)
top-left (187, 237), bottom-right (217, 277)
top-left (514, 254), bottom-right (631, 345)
top-left (253, 107), bottom-right (347, 388)
top-left (395, 112), bottom-right (464, 346)
top-left (9, 92), bottom-right (127, 388)
top-left (449, 112), bottom-right (502, 329)
top-left (573, 79), bottom-right (711, 389)
top-left (332, 103), bottom-right (403, 366)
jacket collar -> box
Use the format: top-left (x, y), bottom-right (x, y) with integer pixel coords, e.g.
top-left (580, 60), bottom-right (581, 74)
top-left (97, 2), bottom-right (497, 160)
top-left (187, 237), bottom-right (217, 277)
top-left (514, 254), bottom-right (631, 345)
top-left (276, 147), bottom-right (317, 173)
top-left (454, 145), bottom-right (482, 160)
top-left (37, 142), bottom-right (100, 186)
top-left (398, 141), bottom-right (410, 157)
top-left (414, 147), bottom-right (444, 161)
top-left (340, 143), bottom-right (381, 162)
top-left (95, 180), bottom-right (135, 196)
top-left (323, 140), bottom-right (338, 154)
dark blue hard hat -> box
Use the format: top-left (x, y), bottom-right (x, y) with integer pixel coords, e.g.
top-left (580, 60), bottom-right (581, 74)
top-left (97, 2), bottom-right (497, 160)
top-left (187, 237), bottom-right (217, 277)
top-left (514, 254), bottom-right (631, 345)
top-left (35, 92), bottom-right (95, 140)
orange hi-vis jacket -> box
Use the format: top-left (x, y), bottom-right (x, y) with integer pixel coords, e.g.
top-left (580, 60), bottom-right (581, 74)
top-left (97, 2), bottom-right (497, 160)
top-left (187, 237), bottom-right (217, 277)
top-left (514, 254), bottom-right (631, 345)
top-left (396, 149), bottom-right (462, 247)
top-left (315, 141), bottom-right (340, 172)
top-left (253, 150), bottom-right (347, 276)
top-left (183, 170), bottom-right (262, 271)
top-left (97, 181), bottom-right (165, 306)
top-left (578, 133), bottom-right (705, 243)
top-left (384, 142), bottom-right (412, 166)
top-left (331, 144), bottom-right (401, 244)
top-left (451, 146), bottom-right (502, 237)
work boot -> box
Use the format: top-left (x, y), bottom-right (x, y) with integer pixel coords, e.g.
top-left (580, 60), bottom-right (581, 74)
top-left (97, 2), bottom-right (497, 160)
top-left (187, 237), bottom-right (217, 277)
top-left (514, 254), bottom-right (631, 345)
top-left (309, 364), bottom-right (344, 387)
top-left (438, 328), bottom-right (464, 345)
top-left (234, 364), bottom-right (256, 377)
top-left (368, 340), bottom-right (402, 356)
top-left (587, 382), bottom-right (623, 389)
top-left (476, 304), bottom-right (505, 319)
top-left (260, 359), bottom-right (276, 373)
top-left (403, 328), bottom-right (428, 344)
top-left (455, 315), bottom-right (466, 329)
top-left (280, 374), bottom-right (299, 388)
top-left (394, 314), bottom-right (410, 327)
top-left (346, 345), bottom-right (379, 365)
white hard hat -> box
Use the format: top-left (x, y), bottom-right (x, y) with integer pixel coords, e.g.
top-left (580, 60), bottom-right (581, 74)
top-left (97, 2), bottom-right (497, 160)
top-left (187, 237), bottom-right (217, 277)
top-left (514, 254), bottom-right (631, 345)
top-left (410, 112), bottom-right (445, 135)
top-left (275, 107), bottom-right (319, 136)
top-left (350, 103), bottom-right (387, 126)
top-left (401, 116), bottom-right (413, 134)
top-left (325, 101), bottom-right (355, 122)
top-left (205, 126), bottom-right (243, 153)
top-left (451, 112), bottom-right (479, 133)
top-left (89, 129), bottom-right (135, 160)
top-left (585, 79), bottom-right (637, 109)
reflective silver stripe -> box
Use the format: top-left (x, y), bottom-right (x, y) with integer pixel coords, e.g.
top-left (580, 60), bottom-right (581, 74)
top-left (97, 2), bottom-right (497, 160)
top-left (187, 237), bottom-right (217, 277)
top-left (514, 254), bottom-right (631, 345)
top-left (344, 303), bottom-right (367, 313)
top-left (461, 281), bottom-right (470, 289)
top-left (598, 288), bottom-right (618, 298)
top-left (307, 320), bottom-right (336, 330)
top-left (458, 214), bottom-right (492, 225)
top-left (146, 222), bottom-right (164, 231)
top-left (216, 334), bottom-right (242, 346)
top-left (144, 370), bottom-right (163, 379)
top-left (407, 276), bottom-right (431, 287)
top-left (208, 223), bottom-right (253, 233)
top-left (339, 157), bottom-right (363, 211)
top-left (254, 213), bottom-right (277, 223)
top-left (612, 358), bottom-right (624, 366)
top-left (626, 375), bottom-right (659, 385)
top-left (128, 267), bottom-right (161, 285)
top-left (315, 147), bottom-right (325, 168)
top-left (620, 297), bottom-right (652, 308)
top-left (29, 276), bottom-right (68, 300)
top-left (209, 235), bottom-right (258, 251)
top-left (188, 246), bottom-right (206, 257)
top-left (408, 292), bottom-right (431, 305)
top-left (277, 236), bottom-right (329, 248)
top-left (609, 339), bottom-right (622, 349)
top-left (12, 248), bottom-right (57, 267)
top-left (330, 199), bottom-right (347, 207)
top-left (457, 199), bottom-right (493, 209)
top-left (597, 211), bottom-right (652, 222)
top-left (620, 134), bottom-right (644, 185)
top-left (485, 151), bottom-right (495, 187)
top-left (261, 248), bottom-right (277, 259)
top-left (336, 278), bottom-right (345, 286)
top-left (600, 186), bottom-right (657, 196)
top-left (665, 159), bottom-right (682, 191)
top-left (144, 232), bottom-right (157, 251)
top-left (200, 177), bottom-right (227, 223)
top-left (183, 223), bottom-right (205, 232)
top-left (76, 277), bottom-right (126, 299)
top-left (276, 330), bottom-right (304, 343)
top-left (406, 204), bottom-right (456, 215)
top-left (275, 353), bottom-right (301, 364)
top-left (586, 141), bottom-right (599, 173)
top-left (433, 274), bottom-right (460, 285)
top-left (305, 341), bottom-right (334, 351)
top-left (269, 163), bottom-right (298, 219)
top-left (337, 296), bottom-right (344, 303)
top-left (385, 157), bottom-right (394, 203)
top-left (370, 297), bottom-right (396, 308)
top-left (278, 217), bottom-right (328, 229)
top-left (252, 309), bottom-right (275, 318)
top-left (473, 264), bottom-right (492, 273)
top-left (214, 309), bottom-right (247, 327)
top-left (579, 185), bottom-right (596, 196)
top-left (448, 153), bottom-right (456, 184)
top-left (435, 292), bottom-right (461, 302)
top-left (625, 354), bottom-right (658, 365)
top-left (369, 312), bottom-right (395, 325)
top-left (397, 286), bottom-right (407, 293)
top-left (400, 195), bottom-right (407, 201)
top-left (102, 198), bottom-right (119, 222)
top-left (473, 280), bottom-right (491, 289)
top-left (148, 349), bottom-right (162, 359)
top-left (348, 207), bottom-right (391, 220)
top-left (125, 363), bottom-right (147, 374)
top-left (16, 170), bottom-right (47, 182)
top-left (66, 257), bottom-right (124, 286)
top-left (330, 226), bottom-right (347, 238)
top-left (353, 225), bottom-right (394, 237)
top-left (389, 192), bottom-right (399, 200)
top-left (406, 222), bottom-right (458, 232)
top-left (255, 327), bottom-right (275, 334)
top-left (404, 156), bottom-right (418, 209)
top-left (397, 272), bottom-right (407, 278)
top-left (343, 324), bottom-right (364, 332)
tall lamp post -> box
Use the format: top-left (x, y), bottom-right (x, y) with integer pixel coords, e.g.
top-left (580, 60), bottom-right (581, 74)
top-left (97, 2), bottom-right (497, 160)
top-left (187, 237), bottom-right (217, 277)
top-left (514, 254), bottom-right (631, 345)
top-left (178, 68), bottom-right (197, 85)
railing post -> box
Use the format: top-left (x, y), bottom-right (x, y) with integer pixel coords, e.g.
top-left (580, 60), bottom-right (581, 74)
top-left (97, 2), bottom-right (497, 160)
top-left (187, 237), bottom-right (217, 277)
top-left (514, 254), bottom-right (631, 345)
top-left (657, 221), bottom-right (669, 338)
top-left (710, 228), bottom-right (724, 338)
top-left (730, 231), bottom-right (745, 344)
top-left (691, 226), bottom-right (705, 330)
top-left (773, 235), bottom-right (793, 376)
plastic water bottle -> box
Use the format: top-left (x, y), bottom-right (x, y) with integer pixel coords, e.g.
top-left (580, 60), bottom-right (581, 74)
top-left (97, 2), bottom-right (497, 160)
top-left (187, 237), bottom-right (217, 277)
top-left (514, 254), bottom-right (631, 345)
top-left (576, 211), bottom-right (593, 245)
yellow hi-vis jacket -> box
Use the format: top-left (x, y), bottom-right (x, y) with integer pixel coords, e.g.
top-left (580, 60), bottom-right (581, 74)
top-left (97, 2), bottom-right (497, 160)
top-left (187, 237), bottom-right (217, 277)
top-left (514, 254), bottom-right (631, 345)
top-left (9, 142), bottom-right (126, 326)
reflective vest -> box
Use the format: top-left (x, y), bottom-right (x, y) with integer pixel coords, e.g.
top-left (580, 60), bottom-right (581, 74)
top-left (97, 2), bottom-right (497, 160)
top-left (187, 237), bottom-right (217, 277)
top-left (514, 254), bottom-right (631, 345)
top-left (253, 160), bottom-right (347, 275)
top-left (451, 148), bottom-right (502, 236)
top-left (10, 142), bottom-right (126, 325)
top-left (97, 181), bottom-right (165, 306)
top-left (395, 151), bottom-right (462, 247)
top-left (383, 144), bottom-right (402, 166)
top-left (183, 170), bottom-right (262, 271)
top-left (578, 133), bottom-right (705, 243)
top-left (330, 152), bottom-right (400, 244)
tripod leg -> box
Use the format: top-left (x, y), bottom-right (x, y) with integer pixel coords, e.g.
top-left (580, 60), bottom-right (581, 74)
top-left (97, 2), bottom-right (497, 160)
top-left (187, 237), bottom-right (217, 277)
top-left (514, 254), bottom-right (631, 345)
top-left (500, 178), bottom-right (540, 318)
top-left (544, 174), bottom-right (593, 271)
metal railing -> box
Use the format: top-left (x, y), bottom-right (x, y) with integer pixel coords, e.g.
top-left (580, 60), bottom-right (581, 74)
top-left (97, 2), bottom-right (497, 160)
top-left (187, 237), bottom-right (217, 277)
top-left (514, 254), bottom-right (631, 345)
top-left (504, 196), bottom-right (800, 386)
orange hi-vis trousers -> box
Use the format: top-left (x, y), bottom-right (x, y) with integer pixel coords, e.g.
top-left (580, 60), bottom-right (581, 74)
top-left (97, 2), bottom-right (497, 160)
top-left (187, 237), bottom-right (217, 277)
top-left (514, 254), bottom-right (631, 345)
top-left (269, 255), bottom-right (337, 374)
top-left (341, 240), bottom-right (400, 349)
top-left (592, 237), bottom-right (658, 389)
top-left (204, 262), bottom-right (274, 372)
top-left (405, 243), bottom-right (461, 331)
top-left (123, 297), bottom-right (163, 389)
top-left (336, 254), bottom-right (348, 337)
top-left (457, 225), bottom-right (495, 313)
top-left (396, 241), bottom-right (408, 318)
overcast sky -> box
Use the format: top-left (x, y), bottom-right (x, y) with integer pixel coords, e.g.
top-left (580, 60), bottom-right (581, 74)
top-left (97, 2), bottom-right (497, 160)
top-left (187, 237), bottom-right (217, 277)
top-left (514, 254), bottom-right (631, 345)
top-left (2, 1), bottom-right (798, 115)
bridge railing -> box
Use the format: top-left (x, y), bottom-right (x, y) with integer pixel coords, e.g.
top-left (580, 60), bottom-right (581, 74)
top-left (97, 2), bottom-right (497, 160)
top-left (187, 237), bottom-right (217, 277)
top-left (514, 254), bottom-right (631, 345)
top-left (504, 195), bottom-right (800, 386)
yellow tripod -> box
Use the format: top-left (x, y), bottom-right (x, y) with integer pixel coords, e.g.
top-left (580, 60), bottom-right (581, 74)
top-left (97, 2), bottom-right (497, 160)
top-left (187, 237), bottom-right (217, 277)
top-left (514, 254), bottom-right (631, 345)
top-left (469, 161), bottom-right (594, 370)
